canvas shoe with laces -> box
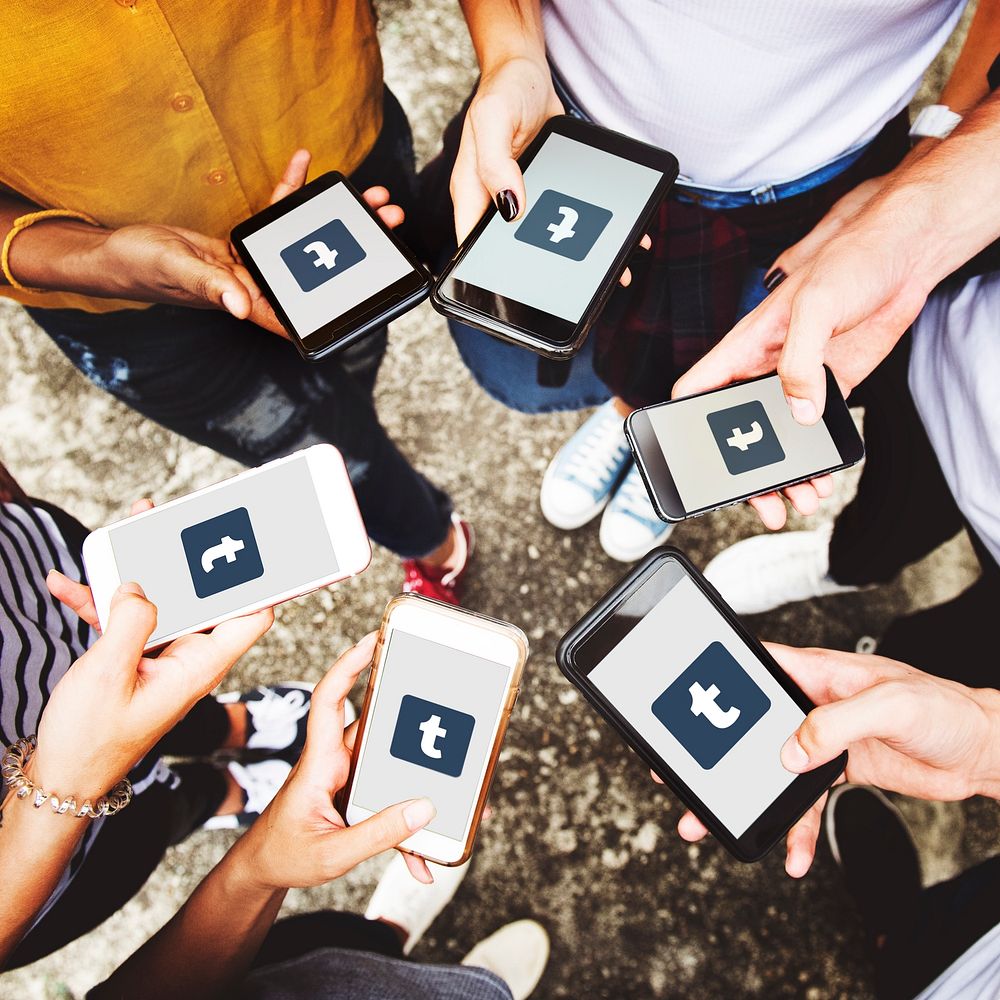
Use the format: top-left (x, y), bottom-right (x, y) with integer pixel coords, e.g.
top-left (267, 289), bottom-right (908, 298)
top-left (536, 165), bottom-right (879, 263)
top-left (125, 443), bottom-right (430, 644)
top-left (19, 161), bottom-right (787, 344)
top-left (599, 463), bottom-right (674, 562)
top-left (202, 758), bottom-right (292, 830)
top-left (462, 919), bottom-right (550, 1000)
top-left (402, 514), bottom-right (474, 607)
top-left (217, 682), bottom-right (333, 759)
top-left (540, 400), bottom-right (631, 530)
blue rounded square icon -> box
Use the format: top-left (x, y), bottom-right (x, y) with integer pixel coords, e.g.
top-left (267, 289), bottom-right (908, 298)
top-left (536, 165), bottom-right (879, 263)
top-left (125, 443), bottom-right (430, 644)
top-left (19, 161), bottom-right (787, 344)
top-left (280, 219), bottom-right (367, 293)
top-left (651, 642), bottom-right (771, 769)
top-left (706, 400), bottom-right (785, 476)
top-left (180, 507), bottom-right (264, 599)
top-left (389, 695), bottom-right (476, 778)
top-left (514, 189), bottom-right (613, 261)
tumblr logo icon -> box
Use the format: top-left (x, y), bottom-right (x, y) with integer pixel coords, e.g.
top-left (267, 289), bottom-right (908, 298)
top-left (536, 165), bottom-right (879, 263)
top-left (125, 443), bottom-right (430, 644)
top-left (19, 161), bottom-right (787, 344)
top-left (390, 695), bottom-right (476, 778)
top-left (515, 189), bottom-right (613, 261)
top-left (181, 507), bottom-right (264, 599)
top-left (651, 642), bottom-right (771, 769)
top-left (280, 220), bottom-right (366, 292)
top-left (706, 400), bottom-right (786, 475)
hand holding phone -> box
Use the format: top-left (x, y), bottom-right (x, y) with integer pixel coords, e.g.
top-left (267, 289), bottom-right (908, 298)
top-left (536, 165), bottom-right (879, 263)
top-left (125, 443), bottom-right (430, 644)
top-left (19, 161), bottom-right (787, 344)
top-left (626, 368), bottom-right (864, 524)
top-left (343, 595), bottom-right (527, 866)
top-left (232, 171), bottom-right (430, 362)
top-left (82, 445), bottom-right (370, 652)
top-left (557, 549), bottom-right (846, 862)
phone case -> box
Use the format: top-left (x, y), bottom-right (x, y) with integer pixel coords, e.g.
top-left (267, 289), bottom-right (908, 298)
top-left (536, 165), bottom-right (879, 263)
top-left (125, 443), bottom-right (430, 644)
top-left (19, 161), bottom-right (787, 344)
top-left (556, 546), bottom-right (845, 862)
top-left (341, 594), bottom-right (528, 866)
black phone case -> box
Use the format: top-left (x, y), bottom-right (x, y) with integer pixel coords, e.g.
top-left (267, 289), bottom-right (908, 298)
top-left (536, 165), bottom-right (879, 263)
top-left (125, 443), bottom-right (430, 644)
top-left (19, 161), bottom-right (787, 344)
top-left (556, 546), bottom-right (846, 862)
top-left (431, 116), bottom-right (679, 361)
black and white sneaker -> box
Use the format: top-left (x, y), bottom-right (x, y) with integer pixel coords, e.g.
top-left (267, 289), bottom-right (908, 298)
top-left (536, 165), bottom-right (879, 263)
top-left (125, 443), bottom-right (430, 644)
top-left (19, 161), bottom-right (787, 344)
top-left (203, 758), bottom-right (292, 830)
top-left (825, 785), bottom-right (922, 947)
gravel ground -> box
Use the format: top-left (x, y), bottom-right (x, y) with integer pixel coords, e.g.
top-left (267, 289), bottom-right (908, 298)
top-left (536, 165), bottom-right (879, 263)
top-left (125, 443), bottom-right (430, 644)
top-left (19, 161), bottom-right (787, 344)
top-left (2, 3), bottom-right (996, 998)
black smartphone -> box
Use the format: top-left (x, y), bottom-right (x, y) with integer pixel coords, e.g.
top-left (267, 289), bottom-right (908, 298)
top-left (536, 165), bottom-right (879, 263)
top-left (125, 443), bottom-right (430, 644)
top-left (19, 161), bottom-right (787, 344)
top-left (231, 171), bottom-right (431, 362)
top-left (432, 116), bottom-right (678, 360)
top-left (557, 548), bottom-right (846, 862)
top-left (625, 367), bottom-right (864, 522)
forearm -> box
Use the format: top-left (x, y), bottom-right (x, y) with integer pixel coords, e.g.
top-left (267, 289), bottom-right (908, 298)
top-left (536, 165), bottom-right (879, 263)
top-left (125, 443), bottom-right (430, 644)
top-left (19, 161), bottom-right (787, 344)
top-left (1, 193), bottom-right (115, 293)
top-left (0, 792), bottom-right (90, 965)
top-left (872, 92), bottom-right (1000, 285)
top-left (459, 0), bottom-right (547, 72)
top-left (937, 0), bottom-right (1000, 113)
top-left (92, 837), bottom-right (285, 1000)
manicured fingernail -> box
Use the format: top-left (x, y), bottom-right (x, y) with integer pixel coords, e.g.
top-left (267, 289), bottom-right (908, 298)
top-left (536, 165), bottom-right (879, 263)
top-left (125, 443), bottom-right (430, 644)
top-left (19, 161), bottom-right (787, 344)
top-left (495, 189), bottom-right (519, 222)
top-left (403, 798), bottom-right (436, 831)
top-left (781, 736), bottom-right (809, 772)
top-left (221, 291), bottom-right (240, 315)
top-left (763, 268), bottom-right (786, 292)
top-left (788, 396), bottom-right (818, 424)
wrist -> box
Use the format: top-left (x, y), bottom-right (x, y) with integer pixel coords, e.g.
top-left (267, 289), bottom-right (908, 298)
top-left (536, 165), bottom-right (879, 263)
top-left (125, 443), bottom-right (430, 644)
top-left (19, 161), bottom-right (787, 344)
top-left (974, 688), bottom-right (1000, 799)
top-left (26, 748), bottom-right (126, 805)
top-left (220, 827), bottom-right (286, 898)
top-left (6, 219), bottom-right (113, 294)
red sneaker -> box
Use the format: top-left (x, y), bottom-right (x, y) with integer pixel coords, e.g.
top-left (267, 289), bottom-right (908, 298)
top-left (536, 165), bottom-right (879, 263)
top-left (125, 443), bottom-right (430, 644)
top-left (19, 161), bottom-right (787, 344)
top-left (401, 515), bottom-right (474, 606)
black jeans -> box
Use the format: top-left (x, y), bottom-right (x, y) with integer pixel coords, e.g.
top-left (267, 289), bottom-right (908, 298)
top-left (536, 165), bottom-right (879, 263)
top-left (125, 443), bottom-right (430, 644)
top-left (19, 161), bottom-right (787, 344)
top-left (8, 698), bottom-right (229, 968)
top-left (876, 855), bottom-right (1000, 1000)
top-left (252, 911), bottom-right (404, 969)
top-left (827, 339), bottom-right (1000, 686)
top-left (27, 89), bottom-right (452, 559)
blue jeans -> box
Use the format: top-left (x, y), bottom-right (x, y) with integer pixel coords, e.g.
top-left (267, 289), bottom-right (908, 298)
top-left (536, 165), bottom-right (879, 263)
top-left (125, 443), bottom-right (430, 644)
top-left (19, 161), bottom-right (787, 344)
top-left (26, 90), bottom-right (452, 558)
top-left (448, 266), bottom-right (769, 414)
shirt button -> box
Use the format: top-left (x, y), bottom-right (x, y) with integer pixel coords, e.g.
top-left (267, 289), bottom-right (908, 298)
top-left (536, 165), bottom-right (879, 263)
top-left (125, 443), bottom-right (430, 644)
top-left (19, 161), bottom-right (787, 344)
top-left (171, 94), bottom-right (194, 113)
top-left (206, 170), bottom-right (227, 186)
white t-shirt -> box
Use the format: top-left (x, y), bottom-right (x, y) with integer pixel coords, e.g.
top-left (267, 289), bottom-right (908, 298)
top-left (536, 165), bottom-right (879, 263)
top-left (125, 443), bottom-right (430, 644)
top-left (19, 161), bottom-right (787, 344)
top-left (909, 272), bottom-right (1000, 566)
top-left (542, 0), bottom-right (967, 189)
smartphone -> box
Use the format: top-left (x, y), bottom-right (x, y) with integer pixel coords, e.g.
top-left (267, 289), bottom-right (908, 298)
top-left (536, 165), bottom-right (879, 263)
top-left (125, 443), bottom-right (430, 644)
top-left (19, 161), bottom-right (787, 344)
top-left (231, 171), bottom-right (431, 362)
top-left (432, 115), bottom-right (678, 360)
top-left (82, 445), bottom-right (371, 651)
top-left (626, 367), bottom-right (864, 522)
top-left (343, 595), bottom-right (527, 865)
top-left (557, 548), bottom-right (846, 862)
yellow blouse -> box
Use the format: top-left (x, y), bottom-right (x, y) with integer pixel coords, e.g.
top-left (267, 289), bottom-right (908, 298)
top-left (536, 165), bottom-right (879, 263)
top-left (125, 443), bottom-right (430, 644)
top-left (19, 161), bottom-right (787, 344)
top-left (0, 0), bottom-right (384, 312)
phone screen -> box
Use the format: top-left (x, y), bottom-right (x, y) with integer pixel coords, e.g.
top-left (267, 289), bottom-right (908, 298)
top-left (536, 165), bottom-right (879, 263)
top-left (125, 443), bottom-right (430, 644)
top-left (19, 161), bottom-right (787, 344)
top-left (645, 374), bottom-right (846, 514)
top-left (239, 179), bottom-right (415, 346)
top-left (106, 455), bottom-right (338, 645)
top-left (581, 561), bottom-right (804, 838)
top-left (352, 629), bottom-right (511, 840)
top-left (452, 131), bottom-right (664, 325)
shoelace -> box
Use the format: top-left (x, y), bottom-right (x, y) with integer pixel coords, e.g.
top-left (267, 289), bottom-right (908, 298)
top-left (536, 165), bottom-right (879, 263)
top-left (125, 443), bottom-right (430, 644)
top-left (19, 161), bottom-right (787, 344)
top-left (562, 409), bottom-right (629, 493)
top-left (612, 469), bottom-right (658, 524)
top-left (245, 688), bottom-right (310, 749)
top-left (228, 759), bottom-right (288, 815)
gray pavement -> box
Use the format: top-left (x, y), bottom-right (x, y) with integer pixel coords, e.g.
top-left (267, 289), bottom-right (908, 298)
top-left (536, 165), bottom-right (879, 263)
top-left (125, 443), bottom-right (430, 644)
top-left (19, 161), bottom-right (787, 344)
top-left (2, 3), bottom-right (996, 998)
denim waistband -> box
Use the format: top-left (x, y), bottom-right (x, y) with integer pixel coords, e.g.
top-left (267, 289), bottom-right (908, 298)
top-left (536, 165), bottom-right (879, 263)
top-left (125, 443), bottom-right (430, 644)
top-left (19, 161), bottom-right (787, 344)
top-left (549, 60), bottom-right (870, 209)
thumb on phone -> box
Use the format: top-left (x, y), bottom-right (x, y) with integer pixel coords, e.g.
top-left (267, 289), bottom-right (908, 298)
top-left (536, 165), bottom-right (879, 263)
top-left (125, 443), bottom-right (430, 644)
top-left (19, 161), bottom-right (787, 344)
top-left (325, 798), bottom-right (436, 878)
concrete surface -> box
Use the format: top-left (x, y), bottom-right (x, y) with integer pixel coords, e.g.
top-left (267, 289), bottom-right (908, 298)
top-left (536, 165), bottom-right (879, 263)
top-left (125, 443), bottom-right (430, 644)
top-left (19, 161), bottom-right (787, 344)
top-left (2, 2), bottom-right (996, 998)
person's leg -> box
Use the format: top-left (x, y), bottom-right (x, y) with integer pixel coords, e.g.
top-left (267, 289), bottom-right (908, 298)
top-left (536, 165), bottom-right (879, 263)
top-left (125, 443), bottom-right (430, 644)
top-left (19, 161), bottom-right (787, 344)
top-left (876, 855), bottom-right (1000, 1000)
top-left (6, 765), bottom-right (226, 968)
top-left (251, 911), bottom-right (404, 968)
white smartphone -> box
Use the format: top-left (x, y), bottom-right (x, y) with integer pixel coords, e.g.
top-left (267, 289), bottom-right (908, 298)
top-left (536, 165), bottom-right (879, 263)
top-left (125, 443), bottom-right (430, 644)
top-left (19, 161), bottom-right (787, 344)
top-left (343, 595), bottom-right (527, 865)
top-left (82, 445), bottom-right (371, 651)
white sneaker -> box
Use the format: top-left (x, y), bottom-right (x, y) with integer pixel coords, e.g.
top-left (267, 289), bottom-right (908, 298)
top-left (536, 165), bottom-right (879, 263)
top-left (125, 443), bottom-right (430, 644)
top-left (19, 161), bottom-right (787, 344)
top-left (462, 920), bottom-right (550, 1000)
top-left (203, 758), bottom-right (291, 830)
top-left (364, 853), bottom-right (471, 955)
top-left (599, 463), bottom-right (674, 562)
top-left (540, 400), bottom-right (631, 530)
top-left (704, 528), bottom-right (858, 616)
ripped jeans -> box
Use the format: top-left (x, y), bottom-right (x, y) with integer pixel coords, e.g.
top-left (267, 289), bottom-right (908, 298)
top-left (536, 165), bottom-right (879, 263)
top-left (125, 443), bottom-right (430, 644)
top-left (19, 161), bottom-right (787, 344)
top-left (28, 309), bottom-right (452, 558)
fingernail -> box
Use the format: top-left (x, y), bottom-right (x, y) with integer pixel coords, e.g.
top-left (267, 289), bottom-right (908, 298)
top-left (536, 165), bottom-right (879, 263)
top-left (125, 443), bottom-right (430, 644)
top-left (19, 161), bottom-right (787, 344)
top-left (763, 268), bottom-right (786, 292)
top-left (788, 396), bottom-right (818, 424)
top-left (403, 798), bottom-right (436, 831)
top-left (781, 735), bottom-right (809, 772)
top-left (495, 189), bottom-right (519, 222)
top-left (117, 581), bottom-right (145, 597)
top-left (221, 291), bottom-right (240, 315)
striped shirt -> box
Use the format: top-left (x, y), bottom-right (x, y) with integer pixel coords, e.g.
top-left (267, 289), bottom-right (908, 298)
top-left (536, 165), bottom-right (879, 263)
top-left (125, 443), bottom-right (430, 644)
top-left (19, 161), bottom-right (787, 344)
top-left (0, 500), bottom-right (170, 924)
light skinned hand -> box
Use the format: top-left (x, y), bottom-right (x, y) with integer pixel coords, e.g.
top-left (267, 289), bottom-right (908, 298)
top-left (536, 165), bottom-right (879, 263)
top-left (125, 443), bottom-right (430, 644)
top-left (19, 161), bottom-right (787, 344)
top-left (36, 571), bottom-right (271, 803)
top-left (234, 633), bottom-right (437, 890)
top-left (664, 644), bottom-right (1000, 878)
top-left (450, 56), bottom-right (650, 284)
top-left (78, 151), bottom-right (406, 337)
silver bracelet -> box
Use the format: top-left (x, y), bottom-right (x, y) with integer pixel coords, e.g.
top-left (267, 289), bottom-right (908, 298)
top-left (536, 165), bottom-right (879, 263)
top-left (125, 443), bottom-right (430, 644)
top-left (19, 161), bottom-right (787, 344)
top-left (0, 736), bottom-right (132, 822)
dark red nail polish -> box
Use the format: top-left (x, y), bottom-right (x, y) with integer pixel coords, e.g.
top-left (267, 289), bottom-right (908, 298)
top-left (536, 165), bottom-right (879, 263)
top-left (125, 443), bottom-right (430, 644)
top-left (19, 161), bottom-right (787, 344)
top-left (495, 189), bottom-right (519, 222)
top-left (763, 268), bottom-right (787, 292)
